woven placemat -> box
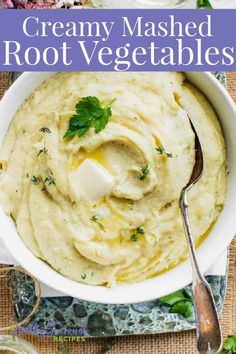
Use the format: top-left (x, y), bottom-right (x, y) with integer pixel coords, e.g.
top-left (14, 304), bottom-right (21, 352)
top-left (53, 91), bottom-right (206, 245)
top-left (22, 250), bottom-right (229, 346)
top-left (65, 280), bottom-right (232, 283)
top-left (0, 72), bottom-right (235, 354)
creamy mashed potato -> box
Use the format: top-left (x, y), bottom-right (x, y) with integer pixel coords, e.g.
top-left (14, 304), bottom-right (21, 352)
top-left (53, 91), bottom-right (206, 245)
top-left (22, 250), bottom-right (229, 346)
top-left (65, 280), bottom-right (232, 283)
top-left (0, 72), bottom-right (226, 287)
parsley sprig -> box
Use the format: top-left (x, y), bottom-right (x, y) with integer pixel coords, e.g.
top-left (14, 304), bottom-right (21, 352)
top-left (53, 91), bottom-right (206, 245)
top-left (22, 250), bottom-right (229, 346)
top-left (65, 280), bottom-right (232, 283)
top-left (197, 0), bottom-right (213, 8)
top-left (159, 289), bottom-right (193, 318)
top-left (64, 96), bottom-right (116, 139)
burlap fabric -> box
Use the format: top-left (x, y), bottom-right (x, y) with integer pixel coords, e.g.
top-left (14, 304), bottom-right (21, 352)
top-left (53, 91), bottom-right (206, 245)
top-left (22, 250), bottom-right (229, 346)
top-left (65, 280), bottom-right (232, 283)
top-left (0, 71), bottom-right (235, 354)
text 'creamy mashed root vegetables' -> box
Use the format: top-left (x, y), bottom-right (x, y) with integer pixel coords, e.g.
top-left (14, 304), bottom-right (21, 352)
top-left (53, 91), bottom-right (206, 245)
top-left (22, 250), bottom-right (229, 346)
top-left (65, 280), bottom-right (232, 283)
top-left (0, 72), bottom-right (226, 287)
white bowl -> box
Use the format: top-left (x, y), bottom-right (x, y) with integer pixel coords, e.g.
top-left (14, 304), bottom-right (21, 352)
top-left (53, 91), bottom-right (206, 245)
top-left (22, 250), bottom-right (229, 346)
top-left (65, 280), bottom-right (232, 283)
top-left (0, 72), bottom-right (236, 304)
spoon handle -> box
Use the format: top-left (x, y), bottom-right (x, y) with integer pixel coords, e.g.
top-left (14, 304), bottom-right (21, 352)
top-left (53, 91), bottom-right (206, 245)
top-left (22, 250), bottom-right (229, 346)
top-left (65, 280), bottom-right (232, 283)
top-left (193, 279), bottom-right (222, 354)
top-left (180, 190), bottom-right (222, 354)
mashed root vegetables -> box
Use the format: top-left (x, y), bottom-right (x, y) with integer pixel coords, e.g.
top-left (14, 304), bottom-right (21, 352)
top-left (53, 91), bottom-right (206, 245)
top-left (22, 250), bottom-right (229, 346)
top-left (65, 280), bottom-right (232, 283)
top-left (0, 72), bottom-right (226, 287)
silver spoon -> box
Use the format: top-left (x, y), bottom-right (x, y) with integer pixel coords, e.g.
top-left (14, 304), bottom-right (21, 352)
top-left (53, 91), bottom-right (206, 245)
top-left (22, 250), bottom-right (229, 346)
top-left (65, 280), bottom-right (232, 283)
top-left (179, 117), bottom-right (222, 354)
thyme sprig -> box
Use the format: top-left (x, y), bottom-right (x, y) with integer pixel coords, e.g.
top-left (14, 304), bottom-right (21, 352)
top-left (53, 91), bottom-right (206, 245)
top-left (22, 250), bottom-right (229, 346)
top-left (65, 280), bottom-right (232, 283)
top-left (91, 214), bottom-right (105, 231)
top-left (44, 176), bottom-right (56, 186)
top-left (39, 127), bottom-right (51, 134)
top-left (130, 226), bottom-right (145, 242)
top-left (138, 165), bottom-right (150, 181)
top-left (155, 146), bottom-right (173, 158)
top-left (30, 127), bottom-right (56, 190)
top-left (30, 176), bottom-right (41, 185)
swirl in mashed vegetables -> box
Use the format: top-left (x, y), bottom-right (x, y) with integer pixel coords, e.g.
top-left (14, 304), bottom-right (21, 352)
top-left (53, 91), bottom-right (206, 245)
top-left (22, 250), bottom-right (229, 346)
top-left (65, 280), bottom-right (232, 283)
top-left (0, 72), bottom-right (226, 287)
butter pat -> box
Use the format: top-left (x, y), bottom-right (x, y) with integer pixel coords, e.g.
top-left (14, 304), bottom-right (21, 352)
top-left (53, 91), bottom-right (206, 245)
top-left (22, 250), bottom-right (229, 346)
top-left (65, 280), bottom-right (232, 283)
top-left (70, 158), bottom-right (115, 204)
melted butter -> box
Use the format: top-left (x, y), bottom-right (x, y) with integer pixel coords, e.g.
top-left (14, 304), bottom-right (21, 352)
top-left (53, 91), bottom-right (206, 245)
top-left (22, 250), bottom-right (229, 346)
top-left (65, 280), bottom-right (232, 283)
top-left (118, 221), bottom-right (216, 283)
top-left (153, 135), bottom-right (162, 147)
top-left (69, 147), bottom-right (111, 172)
top-left (151, 221), bottom-right (217, 278)
top-left (195, 220), bottom-right (216, 248)
top-left (115, 89), bottom-right (124, 94)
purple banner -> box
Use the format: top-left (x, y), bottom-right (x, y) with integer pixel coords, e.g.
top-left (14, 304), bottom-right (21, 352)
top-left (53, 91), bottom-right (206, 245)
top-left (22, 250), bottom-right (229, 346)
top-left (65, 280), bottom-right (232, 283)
top-left (0, 9), bottom-right (235, 71)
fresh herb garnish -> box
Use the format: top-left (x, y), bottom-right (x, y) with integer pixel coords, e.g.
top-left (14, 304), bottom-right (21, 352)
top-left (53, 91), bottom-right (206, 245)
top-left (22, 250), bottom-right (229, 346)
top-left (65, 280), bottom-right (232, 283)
top-left (81, 274), bottom-right (86, 280)
top-left (30, 175), bottom-right (56, 188)
top-left (30, 176), bottom-right (41, 185)
top-left (136, 226), bottom-right (145, 235)
top-left (138, 165), bottom-right (150, 181)
top-left (155, 146), bottom-right (173, 158)
top-left (64, 96), bottom-right (116, 139)
top-left (44, 176), bottom-right (56, 186)
top-left (159, 289), bottom-right (193, 318)
top-left (130, 226), bottom-right (145, 242)
top-left (39, 127), bottom-right (51, 134)
top-left (34, 129), bottom-right (56, 189)
top-left (37, 147), bottom-right (48, 156)
top-left (197, 0), bottom-right (212, 8)
top-left (220, 336), bottom-right (236, 354)
top-left (130, 235), bottom-right (138, 242)
top-left (91, 214), bottom-right (105, 231)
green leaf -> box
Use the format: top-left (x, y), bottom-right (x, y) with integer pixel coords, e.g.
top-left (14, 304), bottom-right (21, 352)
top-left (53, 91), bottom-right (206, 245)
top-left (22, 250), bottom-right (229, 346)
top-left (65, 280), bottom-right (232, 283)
top-left (197, 0), bottom-right (213, 8)
top-left (221, 336), bottom-right (236, 353)
top-left (76, 96), bottom-right (101, 117)
top-left (159, 289), bottom-right (193, 318)
top-left (159, 289), bottom-right (191, 306)
top-left (64, 96), bottom-right (115, 139)
top-left (63, 129), bottom-right (77, 138)
top-left (69, 114), bottom-right (91, 129)
top-left (76, 124), bottom-right (91, 138)
top-left (170, 300), bottom-right (193, 318)
top-left (94, 107), bottom-right (110, 133)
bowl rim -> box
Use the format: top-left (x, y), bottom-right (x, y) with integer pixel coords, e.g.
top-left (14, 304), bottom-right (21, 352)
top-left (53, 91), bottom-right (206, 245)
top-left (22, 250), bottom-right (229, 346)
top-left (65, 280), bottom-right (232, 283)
top-left (0, 71), bottom-right (236, 304)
